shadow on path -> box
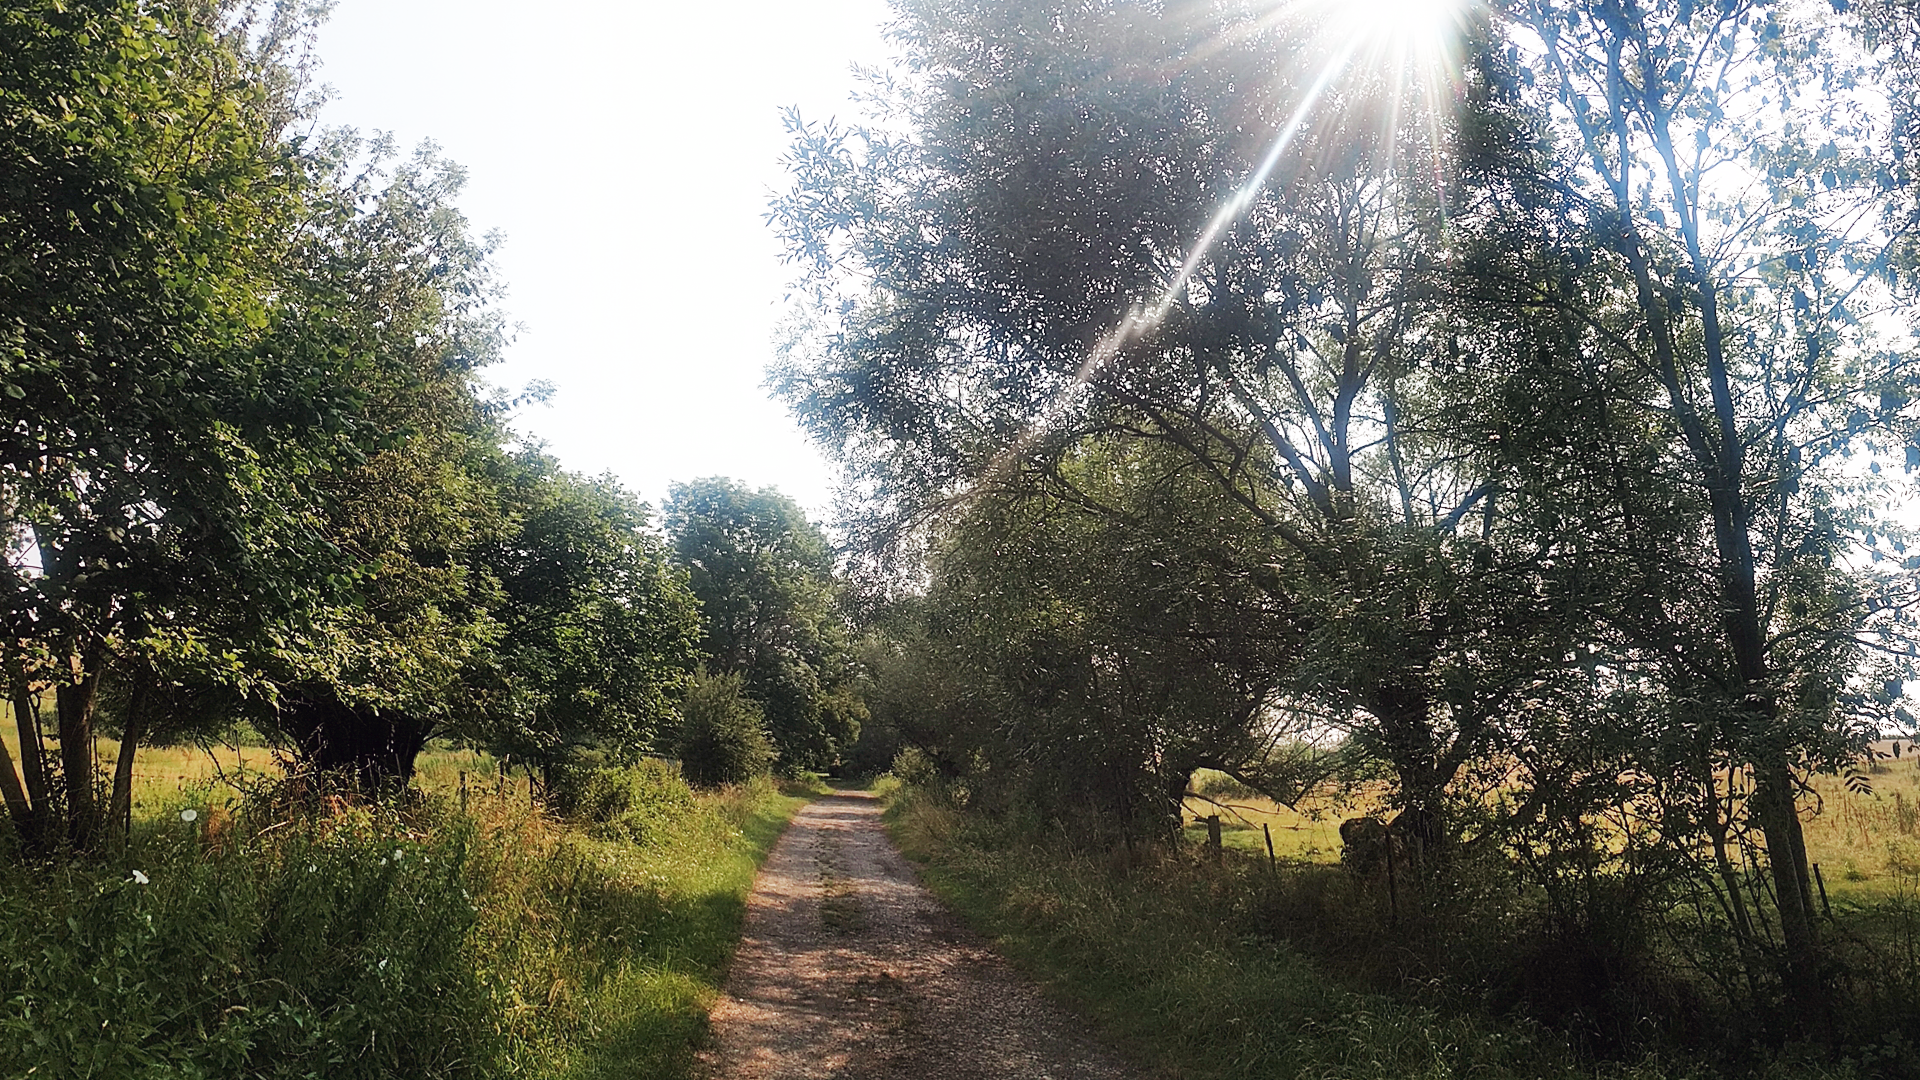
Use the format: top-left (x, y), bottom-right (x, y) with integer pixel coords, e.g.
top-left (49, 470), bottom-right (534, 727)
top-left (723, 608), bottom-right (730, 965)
top-left (703, 791), bottom-right (1137, 1079)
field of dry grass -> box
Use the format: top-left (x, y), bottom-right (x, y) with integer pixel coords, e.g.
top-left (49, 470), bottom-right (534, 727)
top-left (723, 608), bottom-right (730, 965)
top-left (2, 700), bottom-right (515, 820)
top-left (1179, 753), bottom-right (1920, 903)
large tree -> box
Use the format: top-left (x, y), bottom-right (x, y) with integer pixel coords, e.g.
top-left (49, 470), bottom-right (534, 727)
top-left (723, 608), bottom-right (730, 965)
top-left (0, 0), bottom-right (370, 850)
top-left (483, 459), bottom-right (702, 787)
top-left (1489, 0), bottom-right (1920, 1010)
top-left (770, 0), bottom-right (1566, 845)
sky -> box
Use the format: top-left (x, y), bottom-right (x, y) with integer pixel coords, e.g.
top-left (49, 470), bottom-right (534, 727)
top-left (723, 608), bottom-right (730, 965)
top-left (312, 0), bottom-right (897, 520)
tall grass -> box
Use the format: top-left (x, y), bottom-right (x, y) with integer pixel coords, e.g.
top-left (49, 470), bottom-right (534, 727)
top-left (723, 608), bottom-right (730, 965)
top-left (886, 788), bottom-right (1880, 1080)
top-left (0, 761), bottom-right (805, 1080)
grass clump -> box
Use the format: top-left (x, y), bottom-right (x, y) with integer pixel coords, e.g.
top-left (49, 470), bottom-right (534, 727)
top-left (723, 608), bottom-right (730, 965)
top-left (1, 760), bottom-right (806, 1080)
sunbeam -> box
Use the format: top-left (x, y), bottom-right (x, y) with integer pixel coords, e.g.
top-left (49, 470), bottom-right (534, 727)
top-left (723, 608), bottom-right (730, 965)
top-left (988, 0), bottom-right (1475, 482)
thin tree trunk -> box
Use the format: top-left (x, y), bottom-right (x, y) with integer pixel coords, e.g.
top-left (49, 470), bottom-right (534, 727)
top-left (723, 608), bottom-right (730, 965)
top-left (107, 679), bottom-right (149, 847)
top-left (1706, 771), bottom-right (1756, 944)
top-left (9, 653), bottom-right (48, 850)
top-left (1755, 761), bottom-right (1821, 1005)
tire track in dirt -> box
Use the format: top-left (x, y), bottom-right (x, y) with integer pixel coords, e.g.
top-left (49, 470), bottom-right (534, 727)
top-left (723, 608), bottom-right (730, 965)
top-left (702, 791), bottom-right (1137, 1080)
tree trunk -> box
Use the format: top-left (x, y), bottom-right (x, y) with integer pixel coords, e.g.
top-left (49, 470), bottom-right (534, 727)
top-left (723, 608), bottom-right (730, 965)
top-left (276, 689), bottom-right (432, 790)
top-left (1373, 683), bottom-right (1447, 859)
top-left (9, 653), bottom-right (48, 851)
top-left (1755, 759), bottom-right (1822, 1010)
top-left (55, 651), bottom-right (101, 851)
top-left (107, 679), bottom-right (149, 847)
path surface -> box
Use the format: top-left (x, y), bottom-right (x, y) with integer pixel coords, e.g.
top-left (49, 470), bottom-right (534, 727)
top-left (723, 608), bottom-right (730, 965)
top-left (703, 791), bottom-right (1139, 1080)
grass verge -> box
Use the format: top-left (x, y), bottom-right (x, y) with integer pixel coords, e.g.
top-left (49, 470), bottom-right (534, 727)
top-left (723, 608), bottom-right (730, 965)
top-left (885, 789), bottom-right (1871, 1080)
top-left (0, 762), bottom-right (807, 1080)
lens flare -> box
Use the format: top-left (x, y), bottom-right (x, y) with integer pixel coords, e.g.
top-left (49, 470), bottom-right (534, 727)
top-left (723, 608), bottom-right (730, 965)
top-left (998, 0), bottom-right (1473, 468)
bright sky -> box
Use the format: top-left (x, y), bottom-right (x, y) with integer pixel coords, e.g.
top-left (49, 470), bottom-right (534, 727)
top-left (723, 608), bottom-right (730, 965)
top-left (313, 1), bottom-right (895, 519)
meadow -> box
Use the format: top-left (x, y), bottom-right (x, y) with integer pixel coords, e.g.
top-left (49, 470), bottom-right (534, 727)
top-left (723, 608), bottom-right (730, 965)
top-left (1180, 752), bottom-right (1920, 904)
top-left (0, 711), bottom-right (812, 1080)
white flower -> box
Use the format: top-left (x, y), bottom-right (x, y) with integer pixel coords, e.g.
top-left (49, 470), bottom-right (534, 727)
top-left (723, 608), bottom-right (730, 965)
top-left (378, 958), bottom-right (388, 970)
top-left (130, 870), bottom-right (149, 885)
top-left (391, 849), bottom-right (404, 862)
top-left (307, 863), bottom-right (318, 874)
top-left (179, 808), bottom-right (198, 824)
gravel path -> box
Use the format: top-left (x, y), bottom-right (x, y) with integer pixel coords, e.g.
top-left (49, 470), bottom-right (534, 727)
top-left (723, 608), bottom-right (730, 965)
top-left (703, 791), bottom-right (1139, 1080)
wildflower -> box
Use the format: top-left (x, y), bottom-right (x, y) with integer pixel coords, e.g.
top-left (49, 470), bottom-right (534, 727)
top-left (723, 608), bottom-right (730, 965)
top-left (307, 863), bottom-right (318, 874)
top-left (130, 870), bottom-right (149, 885)
top-left (392, 848), bottom-right (404, 862)
top-left (179, 808), bottom-right (198, 824)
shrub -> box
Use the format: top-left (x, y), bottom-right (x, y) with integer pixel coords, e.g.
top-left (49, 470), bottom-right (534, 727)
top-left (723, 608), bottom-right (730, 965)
top-left (0, 802), bottom-right (502, 1079)
top-left (562, 759), bottom-right (700, 844)
top-left (891, 745), bottom-right (941, 788)
top-left (676, 671), bottom-right (775, 788)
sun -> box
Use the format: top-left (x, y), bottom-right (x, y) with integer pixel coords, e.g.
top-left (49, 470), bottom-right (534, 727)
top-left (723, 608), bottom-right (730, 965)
top-left (1364, 0), bottom-right (1471, 42)
top-left (1315, 0), bottom-right (1471, 73)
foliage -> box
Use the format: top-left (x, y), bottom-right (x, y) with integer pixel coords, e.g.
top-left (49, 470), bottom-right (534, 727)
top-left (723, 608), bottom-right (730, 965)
top-left (483, 459), bottom-right (703, 782)
top-left (0, 763), bottom-right (805, 1080)
top-left (0, 0), bottom-right (365, 848)
top-left (553, 757), bottom-right (699, 845)
top-left (665, 478), bottom-right (861, 770)
top-left (1480, 0), bottom-right (1920, 1007)
top-left (772, 0), bottom-right (1920, 1025)
top-left (769, 0), bottom-right (1581, 853)
top-left (0, 0), bottom-right (704, 833)
top-left (676, 670), bottom-right (776, 789)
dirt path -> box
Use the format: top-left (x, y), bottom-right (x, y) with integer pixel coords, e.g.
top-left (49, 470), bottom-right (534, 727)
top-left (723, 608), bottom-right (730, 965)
top-left (703, 791), bottom-right (1139, 1080)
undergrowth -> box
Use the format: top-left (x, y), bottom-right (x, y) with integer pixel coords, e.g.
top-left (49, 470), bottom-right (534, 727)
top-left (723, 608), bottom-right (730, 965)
top-left (885, 788), bottom-right (1882, 1080)
top-left (0, 763), bottom-right (806, 1079)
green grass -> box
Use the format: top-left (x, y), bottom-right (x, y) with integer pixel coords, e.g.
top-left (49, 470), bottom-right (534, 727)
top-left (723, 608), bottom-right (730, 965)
top-left (885, 791), bottom-right (1869, 1080)
top-left (544, 772), bottom-right (807, 1080)
top-left (0, 753), bottom-right (808, 1080)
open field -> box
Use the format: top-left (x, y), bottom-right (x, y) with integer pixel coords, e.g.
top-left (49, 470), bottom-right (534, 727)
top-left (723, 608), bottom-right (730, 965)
top-left (1802, 743), bottom-right (1920, 902)
top-left (1178, 756), bottom-right (1920, 903)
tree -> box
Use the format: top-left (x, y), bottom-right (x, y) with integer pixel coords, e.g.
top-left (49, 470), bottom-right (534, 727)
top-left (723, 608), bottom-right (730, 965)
top-left (0, 0), bottom-right (371, 850)
top-left (676, 669), bottom-right (776, 788)
top-left (665, 478), bottom-right (860, 770)
top-left (1493, 0), bottom-right (1920, 1010)
top-left (484, 459), bottom-right (702, 787)
top-left (920, 437), bottom-right (1336, 835)
top-left (770, 0), bottom-right (1564, 846)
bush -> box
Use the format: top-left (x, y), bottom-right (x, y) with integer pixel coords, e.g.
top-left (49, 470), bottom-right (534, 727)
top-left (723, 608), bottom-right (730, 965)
top-left (892, 745), bottom-right (941, 788)
top-left (0, 803), bottom-right (502, 1079)
top-left (559, 759), bottom-right (699, 844)
top-left (676, 671), bottom-right (775, 788)
top-left (0, 763), bottom-right (808, 1080)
